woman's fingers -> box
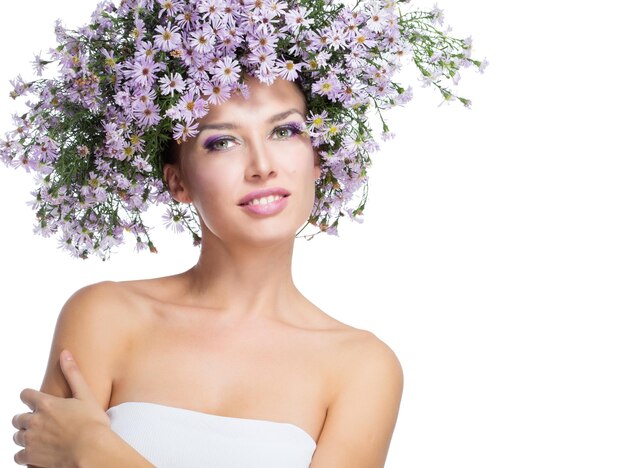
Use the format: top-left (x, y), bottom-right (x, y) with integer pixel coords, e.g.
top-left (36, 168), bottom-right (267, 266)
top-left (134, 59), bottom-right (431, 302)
top-left (59, 350), bottom-right (97, 404)
top-left (18, 388), bottom-right (40, 411)
top-left (13, 428), bottom-right (25, 447)
top-left (12, 366), bottom-right (110, 467)
top-left (11, 411), bottom-right (33, 430)
top-left (13, 427), bottom-right (30, 465)
top-left (12, 398), bottom-right (37, 465)
top-left (14, 448), bottom-right (26, 465)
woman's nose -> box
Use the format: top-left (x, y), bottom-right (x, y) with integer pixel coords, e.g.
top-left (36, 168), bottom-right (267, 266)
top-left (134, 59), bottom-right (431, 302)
top-left (244, 139), bottom-right (277, 181)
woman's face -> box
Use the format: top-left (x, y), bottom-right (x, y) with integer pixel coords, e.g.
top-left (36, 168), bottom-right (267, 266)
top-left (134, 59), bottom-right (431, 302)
top-left (166, 76), bottom-right (320, 247)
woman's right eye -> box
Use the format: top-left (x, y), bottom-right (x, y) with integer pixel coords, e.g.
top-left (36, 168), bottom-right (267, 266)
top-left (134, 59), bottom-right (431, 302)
top-left (204, 137), bottom-right (235, 152)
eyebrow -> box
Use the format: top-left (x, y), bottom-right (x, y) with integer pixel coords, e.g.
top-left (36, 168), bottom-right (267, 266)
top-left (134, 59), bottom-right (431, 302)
top-left (197, 108), bottom-right (305, 132)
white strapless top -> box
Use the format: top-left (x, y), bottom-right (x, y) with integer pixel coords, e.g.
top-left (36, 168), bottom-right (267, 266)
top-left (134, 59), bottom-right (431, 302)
top-left (106, 401), bottom-right (316, 467)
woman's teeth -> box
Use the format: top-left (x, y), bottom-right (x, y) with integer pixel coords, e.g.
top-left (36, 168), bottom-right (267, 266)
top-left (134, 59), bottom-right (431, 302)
top-left (248, 195), bottom-right (284, 205)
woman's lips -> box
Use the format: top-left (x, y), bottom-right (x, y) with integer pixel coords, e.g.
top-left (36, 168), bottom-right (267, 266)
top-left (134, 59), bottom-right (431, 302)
top-left (238, 187), bottom-right (291, 205)
top-left (239, 194), bottom-right (289, 216)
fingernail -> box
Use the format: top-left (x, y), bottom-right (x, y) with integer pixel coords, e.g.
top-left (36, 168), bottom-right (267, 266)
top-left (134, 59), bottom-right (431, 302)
top-left (63, 350), bottom-right (73, 361)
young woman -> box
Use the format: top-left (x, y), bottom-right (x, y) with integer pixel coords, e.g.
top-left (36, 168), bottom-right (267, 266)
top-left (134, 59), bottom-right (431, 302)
top-left (11, 74), bottom-right (404, 467)
top-left (7, 0), bottom-right (483, 464)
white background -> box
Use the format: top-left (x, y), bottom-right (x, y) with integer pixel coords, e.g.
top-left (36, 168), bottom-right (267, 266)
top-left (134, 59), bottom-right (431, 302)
top-left (1, 1), bottom-right (625, 466)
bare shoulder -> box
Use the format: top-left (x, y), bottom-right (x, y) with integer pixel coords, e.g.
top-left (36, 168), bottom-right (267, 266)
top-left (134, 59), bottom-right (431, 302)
top-left (311, 328), bottom-right (404, 468)
top-left (333, 326), bottom-right (401, 359)
top-left (317, 313), bottom-right (402, 375)
top-left (38, 281), bottom-right (142, 409)
top-left (331, 328), bottom-right (403, 399)
top-left (355, 330), bottom-right (403, 374)
top-left (304, 307), bottom-right (403, 392)
top-left (58, 280), bottom-right (147, 335)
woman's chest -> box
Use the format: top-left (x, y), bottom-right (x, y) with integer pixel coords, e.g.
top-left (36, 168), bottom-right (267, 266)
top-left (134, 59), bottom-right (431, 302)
top-left (109, 315), bottom-right (338, 443)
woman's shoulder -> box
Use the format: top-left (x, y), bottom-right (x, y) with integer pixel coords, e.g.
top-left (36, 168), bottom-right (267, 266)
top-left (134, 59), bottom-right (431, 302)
top-left (57, 280), bottom-right (149, 339)
top-left (331, 325), bottom-right (401, 369)
top-left (304, 305), bottom-right (392, 348)
top-left (39, 280), bottom-right (150, 408)
top-left (318, 322), bottom-right (403, 417)
top-left (63, 279), bottom-right (134, 311)
top-left (67, 277), bottom-right (163, 299)
top-left (58, 279), bottom-right (164, 339)
top-left (308, 311), bottom-right (401, 378)
top-left (62, 274), bottom-right (204, 331)
top-left (60, 281), bottom-right (131, 321)
top-left (65, 279), bottom-right (127, 301)
top-left (64, 277), bottom-right (170, 313)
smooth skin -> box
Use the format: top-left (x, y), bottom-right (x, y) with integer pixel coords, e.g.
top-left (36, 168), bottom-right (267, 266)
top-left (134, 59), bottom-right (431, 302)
top-left (12, 75), bottom-right (404, 467)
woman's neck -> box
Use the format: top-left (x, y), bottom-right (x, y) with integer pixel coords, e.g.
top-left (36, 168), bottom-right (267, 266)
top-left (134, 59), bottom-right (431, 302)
top-left (180, 234), bottom-right (302, 322)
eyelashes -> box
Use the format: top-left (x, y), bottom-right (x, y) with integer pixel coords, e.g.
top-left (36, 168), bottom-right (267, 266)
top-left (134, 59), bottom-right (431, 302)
top-left (273, 122), bottom-right (305, 139)
top-left (202, 122), bottom-right (305, 152)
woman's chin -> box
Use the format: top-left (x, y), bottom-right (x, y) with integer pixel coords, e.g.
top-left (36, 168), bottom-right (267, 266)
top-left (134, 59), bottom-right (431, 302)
top-left (227, 232), bottom-right (297, 251)
top-left (204, 218), bottom-right (304, 249)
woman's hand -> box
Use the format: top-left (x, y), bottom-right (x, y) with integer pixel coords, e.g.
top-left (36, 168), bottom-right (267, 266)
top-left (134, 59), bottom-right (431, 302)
top-left (12, 350), bottom-right (111, 467)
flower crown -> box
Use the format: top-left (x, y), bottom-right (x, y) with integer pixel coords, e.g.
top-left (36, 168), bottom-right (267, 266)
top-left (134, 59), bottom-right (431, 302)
top-left (1, 0), bottom-right (486, 260)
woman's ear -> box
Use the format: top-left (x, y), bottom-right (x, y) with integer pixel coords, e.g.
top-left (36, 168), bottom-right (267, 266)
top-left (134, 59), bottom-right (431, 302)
top-left (163, 163), bottom-right (192, 204)
top-left (313, 149), bottom-right (322, 180)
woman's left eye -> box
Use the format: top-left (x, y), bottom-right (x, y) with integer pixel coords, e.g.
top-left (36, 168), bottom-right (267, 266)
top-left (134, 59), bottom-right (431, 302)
top-left (273, 124), bottom-right (303, 140)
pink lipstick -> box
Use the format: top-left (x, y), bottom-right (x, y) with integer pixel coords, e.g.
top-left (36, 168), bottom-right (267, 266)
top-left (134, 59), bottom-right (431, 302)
top-left (238, 187), bottom-right (290, 216)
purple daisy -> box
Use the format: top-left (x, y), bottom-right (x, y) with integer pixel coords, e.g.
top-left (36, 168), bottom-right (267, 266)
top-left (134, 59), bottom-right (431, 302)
top-left (125, 56), bottom-right (165, 89)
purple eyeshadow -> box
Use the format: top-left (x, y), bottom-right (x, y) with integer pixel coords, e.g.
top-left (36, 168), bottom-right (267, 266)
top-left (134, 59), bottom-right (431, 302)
top-left (282, 122), bottom-right (305, 133)
top-left (202, 122), bottom-right (304, 150)
top-left (202, 134), bottom-right (224, 149)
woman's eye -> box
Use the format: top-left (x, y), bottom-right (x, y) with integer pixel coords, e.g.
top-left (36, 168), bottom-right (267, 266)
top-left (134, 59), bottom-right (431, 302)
top-left (204, 124), bottom-right (303, 152)
top-left (273, 124), bottom-right (303, 140)
top-left (205, 138), bottom-right (235, 151)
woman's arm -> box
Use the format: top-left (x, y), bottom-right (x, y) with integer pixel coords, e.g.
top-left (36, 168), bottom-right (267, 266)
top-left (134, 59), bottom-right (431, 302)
top-left (15, 350), bottom-right (154, 467)
top-left (12, 282), bottom-right (154, 467)
top-left (37, 282), bottom-right (125, 409)
top-left (309, 332), bottom-right (404, 468)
